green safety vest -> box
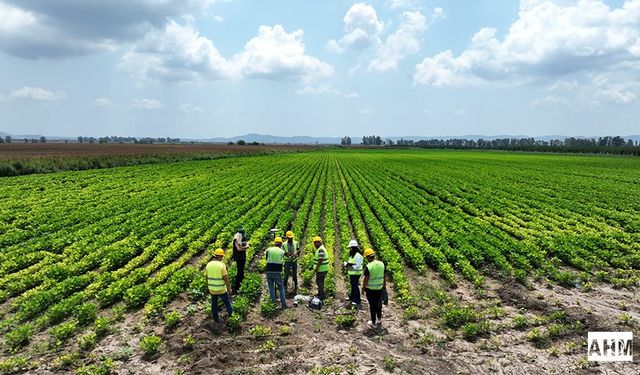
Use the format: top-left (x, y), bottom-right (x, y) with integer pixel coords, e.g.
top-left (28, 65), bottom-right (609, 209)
top-left (283, 241), bottom-right (299, 263)
top-left (266, 246), bottom-right (285, 265)
top-left (315, 245), bottom-right (329, 273)
top-left (366, 260), bottom-right (384, 290)
top-left (347, 253), bottom-right (363, 276)
top-left (206, 260), bottom-right (227, 294)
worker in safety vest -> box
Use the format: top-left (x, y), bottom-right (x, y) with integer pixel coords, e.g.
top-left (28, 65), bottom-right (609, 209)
top-left (205, 248), bottom-right (233, 324)
top-left (265, 237), bottom-right (287, 309)
top-left (361, 248), bottom-right (385, 329)
top-left (282, 230), bottom-right (300, 296)
top-left (313, 236), bottom-right (329, 301)
top-left (344, 239), bottom-right (363, 307)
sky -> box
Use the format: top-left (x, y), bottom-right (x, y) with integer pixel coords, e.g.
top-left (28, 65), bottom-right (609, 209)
top-left (0, 0), bottom-right (639, 138)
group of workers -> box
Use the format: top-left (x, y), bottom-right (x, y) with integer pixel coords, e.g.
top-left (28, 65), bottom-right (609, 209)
top-left (205, 228), bottom-right (387, 330)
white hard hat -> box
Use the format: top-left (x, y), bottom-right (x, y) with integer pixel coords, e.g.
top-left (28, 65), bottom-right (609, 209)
top-left (348, 239), bottom-right (359, 248)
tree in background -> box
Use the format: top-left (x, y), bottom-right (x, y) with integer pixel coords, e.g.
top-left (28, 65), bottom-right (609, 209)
top-left (361, 135), bottom-right (383, 146)
top-left (341, 136), bottom-right (351, 145)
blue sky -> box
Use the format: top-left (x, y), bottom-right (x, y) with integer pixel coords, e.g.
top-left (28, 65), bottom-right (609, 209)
top-left (0, 0), bottom-right (639, 138)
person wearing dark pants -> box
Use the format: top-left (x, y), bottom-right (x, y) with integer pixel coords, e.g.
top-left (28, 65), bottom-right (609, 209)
top-left (232, 227), bottom-right (249, 292)
top-left (265, 237), bottom-right (287, 308)
top-left (282, 231), bottom-right (300, 296)
top-left (206, 248), bottom-right (233, 324)
top-left (313, 236), bottom-right (329, 301)
top-left (344, 239), bottom-right (363, 306)
top-left (362, 248), bottom-right (386, 329)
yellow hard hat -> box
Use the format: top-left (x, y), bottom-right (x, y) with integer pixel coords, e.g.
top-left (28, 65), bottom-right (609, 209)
top-left (312, 236), bottom-right (322, 243)
top-left (274, 236), bottom-right (283, 244)
top-left (213, 248), bottom-right (225, 257)
top-left (286, 231), bottom-right (294, 239)
top-left (364, 248), bottom-right (375, 257)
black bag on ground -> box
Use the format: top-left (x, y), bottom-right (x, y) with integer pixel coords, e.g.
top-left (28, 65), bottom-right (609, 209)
top-left (308, 297), bottom-right (323, 310)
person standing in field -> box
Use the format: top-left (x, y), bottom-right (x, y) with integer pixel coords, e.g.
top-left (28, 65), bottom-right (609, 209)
top-left (362, 248), bottom-right (385, 329)
top-left (313, 236), bottom-right (329, 301)
top-left (344, 239), bottom-right (363, 307)
top-left (232, 227), bottom-right (249, 293)
top-left (265, 237), bottom-right (287, 309)
top-left (282, 230), bottom-right (301, 296)
top-left (205, 248), bottom-right (233, 325)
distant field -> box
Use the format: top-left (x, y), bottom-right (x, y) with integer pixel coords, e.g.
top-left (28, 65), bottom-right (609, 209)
top-left (0, 149), bottom-right (638, 374)
top-left (0, 143), bottom-right (314, 176)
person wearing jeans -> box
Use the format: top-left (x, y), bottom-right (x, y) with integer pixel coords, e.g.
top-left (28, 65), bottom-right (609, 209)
top-left (344, 240), bottom-right (363, 306)
top-left (206, 248), bottom-right (233, 323)
top-left (282, 231), bottom-right (300, 296)
top-left (232, 228), bottom-right (249, 292)
top-left (313, 236), bottom-right (329, 301)
top-left (362, 248), bottom-right (386, 329)
top-left (265, 237), bottom-right (287, 308)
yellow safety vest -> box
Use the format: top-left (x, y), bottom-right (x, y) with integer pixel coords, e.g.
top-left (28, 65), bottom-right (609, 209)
top-left (366, 261), bottom-right (384, 290)
top-left (206, 260), bottom-right (227, 294)
top-left (347, 253), bottom-right (363, 276)
top-left (315, 245), bottom-right (329, 273)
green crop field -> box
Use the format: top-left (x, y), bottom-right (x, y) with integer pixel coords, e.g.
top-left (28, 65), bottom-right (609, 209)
top-left (1, 149), bottom-right (639, 374)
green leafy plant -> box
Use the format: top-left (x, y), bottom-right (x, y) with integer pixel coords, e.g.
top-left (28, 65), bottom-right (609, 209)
top-left (0, 356), bottom-right (35, 374)
top-left (183, 334), bottom-right (197, 351)
top-left (139, 335), bottom-right (162, 358)
top-left (49, 321), bottom-right (77, 346)
top-left (227, 314), bottom-right (243, 333)
top-left (75, 303), bottom-right (98, 326)
top-left (164, 311), bottom-right (181, 329)
top-left (5, 324), bottom-right (33, 351)
top-left (259, 340), bottom-right (276, 352)
top-left (383, 356), bottom-right (397, 372)
top-left (526, 327), bottom-right (548, 348)
top-left (52, 352), bottom-right (80, 371)
top-left (279, 325), bottom-right (293, 336)
top-left (461, 321), bottom-right (491, 341)
top-left (260, 300), bottom-right (278, 318)
top-left (249, 325), bottom-right (272, 339)
top-left (335, 313), bottom-right (357, 328)
top-left (76, 357), bottom-right (115, 375)
top-left (94, 317), bottom-right (112, 338)
top-left (78, 332), bottom-right (97, 351)
top-left (512, 315), bottom-right (529, 330)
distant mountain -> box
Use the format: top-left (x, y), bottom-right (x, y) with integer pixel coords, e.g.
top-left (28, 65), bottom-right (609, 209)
top-left (2, 131), bottom-right (639, 144)
top-left (0, 131), bottom-right (73, 140)
top-left (200, 133), bottom-right (342, 144)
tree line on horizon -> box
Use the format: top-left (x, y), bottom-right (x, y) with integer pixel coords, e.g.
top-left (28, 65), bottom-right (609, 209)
top-left (346, 135), bottom-right (640, 156)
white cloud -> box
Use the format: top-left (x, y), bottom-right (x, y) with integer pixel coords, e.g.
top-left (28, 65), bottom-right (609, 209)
top-left (131, 99), bottom-right (163, 110)
top-left (91, 97), bottom-right (114, 107)
top-left (454, 108), bottom-right (468, 116)
top-left (329, 4), bottom-right (434, 73)
top-left (232, 25), bottom-right (333, 81)
top-left (326, 3), bottom-right (384, 53)
top-left (9, 86), bottom-right (67, 101)
top-left (532, 73), bottom-right (639, 108)
top-left (179, 103), bottom-right (205, 112)
top-left (368, 11), bottom-right (427, 72)
top-left (213, 15), bottom-right (224, 22)
top-left (121, 22), bottom-right (332, 83)
top-left (414, 0), bottom-right (640, 88)
top-left (120, 20), bottom-right (230, 82)
top-left (0, 0), bottom-right (219, 59)
top-left (295, 84), bottom-right (359, 98)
